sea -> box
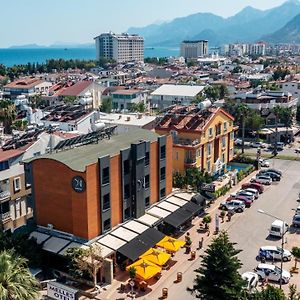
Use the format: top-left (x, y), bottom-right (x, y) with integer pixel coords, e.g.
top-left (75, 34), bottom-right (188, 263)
top-left (0, 47), bottom-right (179, 67)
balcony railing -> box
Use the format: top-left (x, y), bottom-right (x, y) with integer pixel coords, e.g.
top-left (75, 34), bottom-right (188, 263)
top-left (185, 157), bottom-right (197, 166)
top-left (1, 212), bottom-right (11, 221)
top-left (173, 138), bottom-right (200, 147)
top-left (0, 191), bottom-right (10, 201)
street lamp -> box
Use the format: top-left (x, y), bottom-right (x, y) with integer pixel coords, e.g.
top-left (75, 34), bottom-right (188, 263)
top-left (257, 209), bottom-right (288, 289)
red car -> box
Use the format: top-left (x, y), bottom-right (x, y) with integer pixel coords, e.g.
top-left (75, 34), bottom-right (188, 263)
top-left (242, 182), bottom-right (264, 194)
top-left (227, 195), bottom-right (252, 208)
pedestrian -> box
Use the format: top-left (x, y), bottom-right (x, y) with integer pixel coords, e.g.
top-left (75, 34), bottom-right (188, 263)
top-left (198, 237), bottom-right (204, 250)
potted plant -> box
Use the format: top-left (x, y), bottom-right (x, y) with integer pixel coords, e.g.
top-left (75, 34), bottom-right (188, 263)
top-left (128, 266), bottom-right (137, 281)
top-left (202, 215), bottom-right (212, 230)
top-left (291, 247), bottom-right (300, 273)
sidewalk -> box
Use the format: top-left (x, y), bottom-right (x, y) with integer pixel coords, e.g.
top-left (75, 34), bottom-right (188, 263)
top-left (93, 171), bottom-right (258, 300)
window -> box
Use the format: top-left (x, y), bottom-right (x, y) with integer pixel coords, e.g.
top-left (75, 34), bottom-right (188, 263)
top-left (123, 160), bottom-right (130, 175)
top-left (208, 127), bottom-right (213, 137)
top-left (124, 184), bottom-right (130, 199)
top-left (207, 160), bottom-right (211, 173)
top-left (124, 207), bottom-right (131, 220)
top-left (144, 175), bottom-right (150, 189)
top-left (222, 137), bottom-right (226, 148)
top-left (160, 145), bottom-right (166, 159)
top-left (224, 122), bottom-right (227, 132)
top-left (175, 151), bottom-right (179, 160)
top-left (160, 188), bottom-right (166, 199)
top-left (103, 193), bottom-right (110, 211)
top-left (102, 167), bottom-right (110, 185)
top-left (103, 218), bottom-right (111, 231)
top-left (160, 167), bottom-right (166, 181)
top-left (0, 201), bottom-right (9, 214)
top-left (0, 161), bottom-right (9, 171)
top-left (207, 143), bottom-right (212, 156)
top-left (230, 132), bottom-right (234, 140)
top-left (145, 152), bottom-right (150, 166)
top-left (13, 177), bottom-right (21, 193)
top-left (222, 153), bottom-right (225, 163)
top-left (33, 152), bottom-right (41, 157)
top-left (196, 149), bottom-right (201, 157)
top-left (145, 197), bottom-right (150, 207)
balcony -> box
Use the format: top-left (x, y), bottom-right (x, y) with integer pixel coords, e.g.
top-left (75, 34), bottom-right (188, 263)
top-left (1, 212), bottom-right (11, 222)
top-left (173, 138), bottom-right (201, 147)
top-left (184, 157), bottom-right (197, 168)
top-left (0, 191), bottom-right (10, 201)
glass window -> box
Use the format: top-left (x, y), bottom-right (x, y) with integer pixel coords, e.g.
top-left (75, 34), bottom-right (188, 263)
top-left (207, 160), bottom-right (211, 173)
top-left (145, 197), bottom-right (150, 208)
top-left (13, 177), bottom-right (21, 193)
top-left (145, 152), bottom-right (150, 166)
top-left (124, 160), bottom-right (130, 175)
top-left (124, 207), bottom-right (131, 220)
top-left (102, 167), bottom-right (110, 185)
top-left (160, 188), bottom-right (166, 198)
top-left (224, 122), bottom-right (227, 131)
top-left (144, 175), bottom-right (150, 189)
top-left (207, 143), bottom-right (211, 156)
top-left (160, 167), bottom-right (166, 181)
top-left (0, 161), bottom-right (9, 171)
top-left (208, 127), bottom-right (213, 137)
top-left (160, 145), bottom-right (166, 159)
top-left (124, 184), bottom-right (130, 199)
top-left (103, 193), bottom-right (110, 211)
top-left (103, 218), bottom-right (111, 231)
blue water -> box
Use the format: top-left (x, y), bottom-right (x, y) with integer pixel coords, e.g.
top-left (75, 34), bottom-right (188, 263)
top-left (227, 162), bottom-right (251, 172)
top-left (0, 47), bottom-right (179, 67)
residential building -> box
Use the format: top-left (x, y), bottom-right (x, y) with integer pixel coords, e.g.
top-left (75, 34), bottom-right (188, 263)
top-left (180, 40), bottom-right (208, 59)
top-left (111, 89), bottom-right (148, 111)
top-left (222, 43), bottom-right (266, 56)
top-left (41, 105), bottom-right (100, 133)
top-left (279, 80), bottom-right (300, 97)
top-left (150, 84), bottom-right (205, 110)
top-left (250, 43), bottom-right (266, 56)
top-left (155, 105), bottom-right (236, 175)
top-left (0, 129), bottom-right (65, 232)
top-left (25, 128), bottom-right (173, 240)
top-left (3, 77), bottom-right (52, 99)
top-left (94, 32), bottom-right (144, 63)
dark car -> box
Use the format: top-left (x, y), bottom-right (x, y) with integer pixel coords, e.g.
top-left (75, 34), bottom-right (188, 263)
top-left (265, 168), bottom-right (282, 176)
top-left (234, 195), bottom-right (252, 208)
top-left (259, 171), bottom-right (281, 181)
top-left (242, 182), bottom-right (264, 194)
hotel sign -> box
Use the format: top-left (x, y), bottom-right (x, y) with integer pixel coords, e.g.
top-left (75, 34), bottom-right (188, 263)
top-left (47, 282), bottom-right (78, 300)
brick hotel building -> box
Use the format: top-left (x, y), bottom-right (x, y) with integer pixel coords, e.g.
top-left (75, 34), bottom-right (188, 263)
top-left (25, 129), bottom-right (172, 241)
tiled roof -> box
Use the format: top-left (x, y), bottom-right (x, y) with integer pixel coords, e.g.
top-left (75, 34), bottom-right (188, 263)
top-left (4, 78), bottom-right (44, 89)
top-left (59, 81), bottom-right (93, 97)
top-left (0, 149), bottom-right (25, 162)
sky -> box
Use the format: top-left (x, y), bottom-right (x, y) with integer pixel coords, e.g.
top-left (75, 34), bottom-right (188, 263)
top-left (0, 0), bottom-right (287, 48)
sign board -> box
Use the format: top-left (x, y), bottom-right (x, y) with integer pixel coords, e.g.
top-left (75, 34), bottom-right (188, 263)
top-left (47, 282), bottom-right (78, 300)
top-left (200, 183), bottom-right (216, 193)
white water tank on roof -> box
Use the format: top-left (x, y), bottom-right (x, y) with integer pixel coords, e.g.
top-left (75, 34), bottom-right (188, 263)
top-left (198, 99), bottom-right (212, 110)
top-left (91, 122), bottom-right (105, 132)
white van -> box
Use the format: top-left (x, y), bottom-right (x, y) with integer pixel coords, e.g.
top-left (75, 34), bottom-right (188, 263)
top-left (269, 219), bottom-right (289, 237)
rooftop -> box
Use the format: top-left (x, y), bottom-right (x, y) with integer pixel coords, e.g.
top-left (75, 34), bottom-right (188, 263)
top-left (99, 113), bottom-right (156, 127)
top-left (27, 128), bottom-right (160, 171)
top-left (111, 89), bottom-right (142, 96)
top-left (58, 81), bottom-right (94, 97)
top-left (151, 84), bottom-right (205, 98)
top-left (4, 78), bottom-right (45, 89)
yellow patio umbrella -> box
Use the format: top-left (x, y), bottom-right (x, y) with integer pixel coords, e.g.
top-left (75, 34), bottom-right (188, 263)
top-left (156, 236), bottom-right (186, 252)
top-left (126, 259), bottom-right (161, 281)
top-left (139, 248), bottom-right (171, 266)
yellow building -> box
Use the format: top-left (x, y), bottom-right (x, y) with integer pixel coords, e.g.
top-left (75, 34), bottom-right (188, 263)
top-left (155, 105), bottom-right (237, 175)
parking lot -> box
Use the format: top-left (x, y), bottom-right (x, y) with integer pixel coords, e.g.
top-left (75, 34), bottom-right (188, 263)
top-left (152, 159), bottom-right (300, 300)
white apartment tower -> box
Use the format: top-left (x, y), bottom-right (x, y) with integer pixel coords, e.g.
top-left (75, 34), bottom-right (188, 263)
top-left (94, 32), bottom-right (144, 63)
top-left (180, 40), bottom-right (208, 59)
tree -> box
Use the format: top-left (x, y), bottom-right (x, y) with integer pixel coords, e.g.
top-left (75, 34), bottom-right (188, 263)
top-left (66, 244), bottom-right (103, 290)
top-left (272, 105), bottom-right (283, 155)
top-left (288, 284), bottom-right (300, 300)
top-left (273, 67), bottom-right (290, 81)
top-left (63, 96), bottom-right (77, 105)
top-left (204, 86), bottom-right (220, 101)
top-left (232, 65), bottom-right (242, 73)
top-left (0, 250), bottom-right (39, 300)
top-left (245, 112), bottom-right (265, 140)
top-left (12, 119), bottom-right (28, 131)
top-left (291, 247), bottom-right (300, 270)
top-left (191, 231), bottom-right (245, 299)
top-left (236, 103), bottom-right (250, 154)
top-left (0, 100), bottom-right (16, 134)
top-left (100, 97), bottom-right (113, 113)
top-left (173, 172), bottom-right (186, 189)
top-left (129, 102), bottom-right (147, 113)
top-left (249, 285), bottom-right (285, 300)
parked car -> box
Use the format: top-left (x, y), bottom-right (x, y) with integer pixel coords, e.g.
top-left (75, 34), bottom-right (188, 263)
top-left (232, 190), bottom-right (255, 201)
top-left (251, 175), bottom-right (272, 185)
top-left (292, 214), bottom-right (300, 227)
top-left (293, 205), bottom-right (300, 215)
top-left (243, 188), bottom-right (259, 199)
top-left (265, 168), bottom-right (282, 176)
top-left (242, 182), bottom-right (264, 194)
top-left (259, 159), bottom-right (270, 167)
top-left (242, 272), bottom-right (259, 291)
top-left (228, 195), bottom-right (252, 208)
top-left (219, 200), bottom-right (246, 213)
top-left (295, 148), bottom-right (300, 154)
top-left (259, 171), bottom-right (281, 182)
top-left (234, 139), bottom-right (242, 146)
top-left (269, 219), bottom-right (289, 238)
top-left (255, 263), bottom-right (291, 284)
top-left (257, 246), bottom-right (292, 262)
top-left (250, 142), bottom-right (263, 148)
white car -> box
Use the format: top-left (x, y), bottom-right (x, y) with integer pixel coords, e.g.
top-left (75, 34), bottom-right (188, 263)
top-left (259, 159), bottom-right (270, 167)
top-left (232, 191), bottom-right (255, 201)
top-left (251, 175), bottom-right (271, 185)
top-left (242, 272), bottom-right (259, 291)
top-left (255, 263), bottom-right (291, 284)
top-left (250, 142), bottom-right (266, 148)
top-left (243, 188), bottom-right (259, 199)
top-left (258, 246), bottom-right (292, 262)
top-left (234, 139), bottom-right (242, 146)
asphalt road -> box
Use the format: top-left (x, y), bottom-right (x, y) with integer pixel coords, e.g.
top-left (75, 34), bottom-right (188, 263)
top-left (156, 159), bottom-right (300, 300)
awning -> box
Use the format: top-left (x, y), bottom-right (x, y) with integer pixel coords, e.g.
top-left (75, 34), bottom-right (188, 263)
top-left (156, 201), bottom-right (180, 212)
top-left (58, 242), bottom-right (89, 256)
top-left (137, 213), bottom-right (161, 227)
top-left (163, 208), bottom-right (193, 228)
top-left (191, 194), bottom-right (206, 207)
top-left (165, 196), bottom-right (188, 207)
top-left (147, 206), bottom-right (171, 218)
top-left (182, 201), bottom-right (203, 215)
top-left (43, 237), bottom-right (71, 254)
top-left (122, 220), bottom-right (149, 234)
top-left (29, 231), bottom-right (51, 244)
top-left (110, 226), bottom-right (138, 242)
top-left (117, 228), bottom-right (165, 261)
top-left (97, 234), bottom-right (127, 251)
top-left (173, 192), bottom-right (195, 201)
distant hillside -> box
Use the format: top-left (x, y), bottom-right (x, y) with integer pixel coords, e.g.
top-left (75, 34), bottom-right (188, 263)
top-left (127, 0), bottom-right (300, 47)
top-left (262, 13), bottom-right (300, 43)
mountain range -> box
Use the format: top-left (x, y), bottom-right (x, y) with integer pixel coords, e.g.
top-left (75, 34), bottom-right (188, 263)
top-left (128, 0), bottom-right (300, 47)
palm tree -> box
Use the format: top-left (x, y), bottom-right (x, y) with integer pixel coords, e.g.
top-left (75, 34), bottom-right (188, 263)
top-left (0, 250), bottom-right (39, 300)
top-left (236, 103), bottom-right (249, 154)
top-left (0, 100), bottom-right (16, 134)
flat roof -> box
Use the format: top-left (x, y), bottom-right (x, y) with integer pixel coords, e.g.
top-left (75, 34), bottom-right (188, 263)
top-left (146, 206), bottom-right (171, 218)
top-left (110, 226), bottom-right (138, 242)
top-left (94, 243), bottom-right (115, 258)
top-left (151, 84), bottom-right (205, 97)
top-left (137, 214), bottom-right (161, 227)
top-left (58, 242), bottom-right (89, 256)
top-left (122, 220), bottom-right (149, 234)
top-left (100, 113), bottom-right (156, 127)
top-left (97, 234), bottom-right (127, 251)
top-left (165, 196), bottom-right (188, 207)
top-left (29, 231), bottom-right (51, 244)
top-left (174, 192), bottom-right (196, 201)
top-left (28, 128), bottom-right (160, 171)
top-left (156, 201), bottom-right (180, 212)
top-left (43, 237), bottom-right (70, 253)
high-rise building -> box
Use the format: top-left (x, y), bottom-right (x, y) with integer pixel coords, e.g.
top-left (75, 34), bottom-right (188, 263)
top-left (180, 40), bottom-right (208, 59)
top-left (94, 32), bottom-right (144, 63)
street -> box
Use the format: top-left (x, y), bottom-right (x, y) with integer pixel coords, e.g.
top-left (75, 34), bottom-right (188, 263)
top-left (148, 159), bottom-right (300, 300)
